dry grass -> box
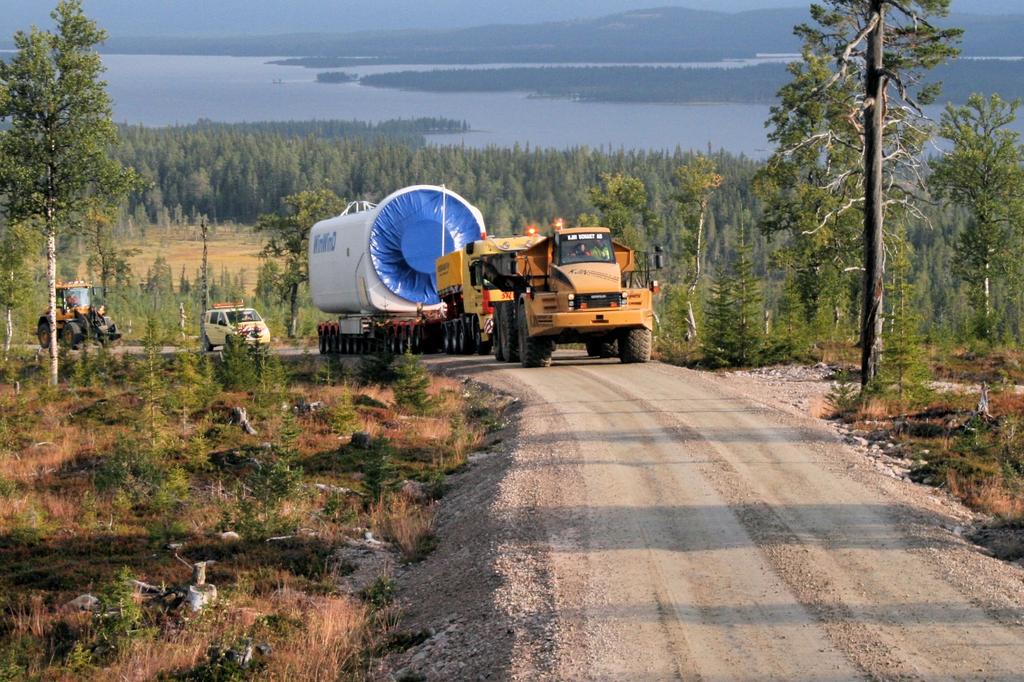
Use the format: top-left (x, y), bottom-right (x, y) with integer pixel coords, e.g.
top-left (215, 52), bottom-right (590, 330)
top-left (265, 592), bottom-right (370, 680)
top-left (98, 588), bottom-right (370, 680)
top-left (122, 224), bottom-right (265, 293)
top-left (947, 471), bottom-right (1024, 520)
top-left (855, 397), bottom-right (895, 421)
top-left (8, 594), bottom-right (48, 639)
top-left (2, 435), bottom-right (77, 482)
top-left (360, 385), bottom-right (395, 407)
top-left (405, 417), bottom-right (452, 443)
top-left (370, 496), bottom-right (437, 563)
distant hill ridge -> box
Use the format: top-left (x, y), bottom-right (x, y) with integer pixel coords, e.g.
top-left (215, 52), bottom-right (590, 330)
top-left (2, 1), bottom-right (1020, 37)
top-left (103, 7), bottom-right (1024, 61)
top-left (5, 6), bottom-right (1023, 61)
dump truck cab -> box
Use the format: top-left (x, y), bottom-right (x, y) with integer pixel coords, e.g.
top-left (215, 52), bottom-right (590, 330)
top-left (37, 282), bottom-right (121, 350)
top-left (481, 226), bottom-right (660, 367)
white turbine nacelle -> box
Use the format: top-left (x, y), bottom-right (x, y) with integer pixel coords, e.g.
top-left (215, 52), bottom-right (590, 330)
top-left (308, 185), bottom-right (485, 315)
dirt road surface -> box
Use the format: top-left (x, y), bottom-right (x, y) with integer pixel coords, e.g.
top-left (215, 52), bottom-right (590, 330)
top-left (389, 351), bottom-right (1024, 681)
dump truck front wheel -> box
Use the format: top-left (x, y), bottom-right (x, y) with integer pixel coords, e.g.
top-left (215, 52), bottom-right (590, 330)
top-left (518, 304), bottom-right (554, 368)
top-left (497, 303), bottom-right (520, 363)
top-left (586, 338), bottom-right (618, 358)
top-left (619, 328), bottom-right (652, 364)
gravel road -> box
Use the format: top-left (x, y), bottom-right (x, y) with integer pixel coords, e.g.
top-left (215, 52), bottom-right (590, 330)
top-left (392, 351), bottom-right (1024, 681)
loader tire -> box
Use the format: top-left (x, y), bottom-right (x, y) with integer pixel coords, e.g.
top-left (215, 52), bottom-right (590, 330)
top-left (619, 328), bottom-right (652, 364)
top-left (519, 303), bottom-right (554, 368)
top-left (62, 322), bottom-right (83, 350)
top-left (37, 320), bottom-right (51, 350)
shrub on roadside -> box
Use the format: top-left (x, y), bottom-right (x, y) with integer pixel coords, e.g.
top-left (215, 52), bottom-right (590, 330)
top-left (94, 568), bottom-right (151, 660)
top-left (393, 352), bottom-right (432, 414)
top-left (357, 351), bottom-right (397, 386)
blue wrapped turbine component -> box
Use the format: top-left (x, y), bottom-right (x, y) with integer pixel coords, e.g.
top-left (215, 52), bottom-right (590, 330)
top-left (368, 187), bottom-right (484, 305)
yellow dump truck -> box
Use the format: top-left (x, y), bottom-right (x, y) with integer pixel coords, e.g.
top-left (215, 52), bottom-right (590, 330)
top-left (435, 233), bottom-right (544, 355)
top-left (477, 226), bottom-right (662, 367)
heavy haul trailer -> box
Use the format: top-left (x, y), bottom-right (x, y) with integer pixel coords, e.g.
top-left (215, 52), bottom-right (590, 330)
top-left (434, 233), bottom-right (544, 356)
top-left (310, 185), bottom-right (486, 354)
top-left (480, 226), bottom-right (663, 367)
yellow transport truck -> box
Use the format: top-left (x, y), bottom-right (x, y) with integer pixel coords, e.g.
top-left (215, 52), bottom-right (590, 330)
top-left (478, 226), bottom-right (663, 367)
top-left (434, 232), bottom-right (544, 355)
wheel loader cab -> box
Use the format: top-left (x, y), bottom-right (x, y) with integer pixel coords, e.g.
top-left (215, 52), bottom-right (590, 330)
top-left (58, 286), bottom-right (91, 312)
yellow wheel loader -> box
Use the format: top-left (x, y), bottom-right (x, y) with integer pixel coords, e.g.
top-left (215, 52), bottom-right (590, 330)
top-left (37, 282), bottom-right (121, 350)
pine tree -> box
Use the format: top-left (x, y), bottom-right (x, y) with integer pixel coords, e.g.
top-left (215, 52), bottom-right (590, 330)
top-left (254, 347), bottom-right (290, 410)
top-left (218, 335), bottom-right (258, 392)
top-left (139, 317), bottom-right (166, 449)
top-left (731, 236), bottom-right (765, 367)
top-left (882, 238), bottom-right (932, 408)
top-left (168, 346), bottom-right (218, 436)
top-left (331, 388), bottom-right (359, 435)
top-left (702, 234), bottom-right (765, 368)
top-left (702, 270), bottom-right (738, 369)
top-left (758, 0), bottom-right (960, 385)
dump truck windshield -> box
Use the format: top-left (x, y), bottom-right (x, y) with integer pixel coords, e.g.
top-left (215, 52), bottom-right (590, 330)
top-left (227, 309), bottom-right (262, 324)
top-left (60, 287), bottom-right (91, 308)
top-left (559, 233), bottom-right (615, 265)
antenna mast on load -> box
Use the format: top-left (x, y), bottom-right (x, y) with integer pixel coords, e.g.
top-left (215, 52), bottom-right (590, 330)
top-left (440, 185), bottom-right (447, 256)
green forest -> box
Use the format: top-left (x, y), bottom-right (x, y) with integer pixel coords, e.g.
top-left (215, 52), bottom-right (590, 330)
top-left (355, 60), bottom-right (1024, 105)
top-left (0, 107), bottom-right (1015, 351)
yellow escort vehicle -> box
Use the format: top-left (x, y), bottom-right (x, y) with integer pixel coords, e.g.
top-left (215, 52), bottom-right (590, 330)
top-left (202, 302), bottom-right (271, 351)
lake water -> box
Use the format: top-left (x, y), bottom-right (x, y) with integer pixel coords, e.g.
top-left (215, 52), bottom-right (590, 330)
top-left (97, 53), bottom-right (1024, 157)
top-left (100, 54), bottom-right (776, 156)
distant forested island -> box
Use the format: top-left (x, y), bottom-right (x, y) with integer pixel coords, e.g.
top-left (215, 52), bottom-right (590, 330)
top-left (350, 60), bottom-right (1024, 105)
top-left (315, 71), bottom-right (358, 84)
top-left (359, 64), bottom-right (789, 104)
